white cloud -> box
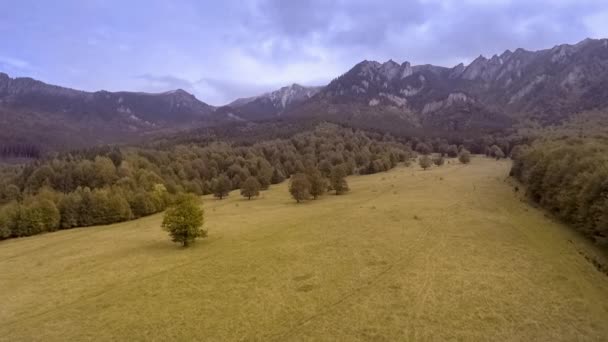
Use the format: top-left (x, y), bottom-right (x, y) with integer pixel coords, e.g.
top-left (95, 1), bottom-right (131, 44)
top-left (0, 55), bottom-right (30, 69)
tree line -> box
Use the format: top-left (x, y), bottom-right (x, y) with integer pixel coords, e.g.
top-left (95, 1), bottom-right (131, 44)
top-left (0, 123), bottom-right (415, 240)
top-left (510, 138), bottom-right (608, 247)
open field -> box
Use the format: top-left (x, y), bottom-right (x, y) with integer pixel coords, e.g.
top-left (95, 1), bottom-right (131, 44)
top-left (1, 157), bottom-right (608, 341)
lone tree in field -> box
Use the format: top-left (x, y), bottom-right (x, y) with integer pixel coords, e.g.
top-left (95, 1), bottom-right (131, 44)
top-left (433, 155), bottom-right (445, 166)
top-left (330, 165), bottom-right (349, 195)
top-left (307, 168), bottom-right (328, 199)
top-left (162, 194), bottom-right (205, 247)
top-left (240, 176), bottom-right (261, 200)
top-left (289, 173), bottom-right (311, 203)
top-left (459, 149), bottom-right (471, 164)
top-left (419, 155), bottom-right (432, 170)
top-left (212, 175), bottom-right (232, 199)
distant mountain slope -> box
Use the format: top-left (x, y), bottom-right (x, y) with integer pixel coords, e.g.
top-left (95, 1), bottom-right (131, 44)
top-left (0, 73), bottom-right (222, 151)
top-left (223, 83), bottom-right (321, 120)
top-left (3, 37), bottom-right (608, 154)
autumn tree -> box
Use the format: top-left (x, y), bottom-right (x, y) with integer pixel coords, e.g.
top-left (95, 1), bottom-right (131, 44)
top-left (240, 176), bottom-right (261, 200)
top-left (289, 173), bottom-right (311, 203)
top-left (162, 194), bottom-right (205, 247)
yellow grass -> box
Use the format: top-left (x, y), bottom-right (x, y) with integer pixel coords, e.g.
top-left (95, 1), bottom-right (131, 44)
top-left (1, 157), bottom-right (608, 341)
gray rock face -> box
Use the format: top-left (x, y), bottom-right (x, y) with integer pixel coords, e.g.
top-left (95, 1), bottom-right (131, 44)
top-left (226, 83), bottom-right (322, 120)
top-left (288, 37), bottom-right (608, 131)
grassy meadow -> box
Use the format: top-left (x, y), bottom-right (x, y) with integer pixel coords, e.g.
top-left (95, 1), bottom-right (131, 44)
top-left (1, 157), bottom-right (607, 341)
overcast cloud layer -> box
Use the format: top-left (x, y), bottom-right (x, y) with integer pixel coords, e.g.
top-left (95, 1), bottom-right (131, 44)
top-left (2, 0), bottom-right (608, 105)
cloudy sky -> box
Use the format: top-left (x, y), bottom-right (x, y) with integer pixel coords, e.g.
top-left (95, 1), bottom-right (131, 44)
top-left (2, 0), bottom-right (608, 105)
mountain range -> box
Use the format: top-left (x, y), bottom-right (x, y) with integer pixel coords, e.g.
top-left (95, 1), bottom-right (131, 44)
top-left (2, 37), bottom-right (608, 153)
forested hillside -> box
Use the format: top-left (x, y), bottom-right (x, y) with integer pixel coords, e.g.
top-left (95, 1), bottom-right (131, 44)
top-left (0, 123), bottom-right (415, 239)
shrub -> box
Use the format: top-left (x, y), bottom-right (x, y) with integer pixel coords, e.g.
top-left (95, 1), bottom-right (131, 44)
top-left (459, 150), bottom-right (471, 164)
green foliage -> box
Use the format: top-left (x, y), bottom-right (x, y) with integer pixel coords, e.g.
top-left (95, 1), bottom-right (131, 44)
top-left (511, 139), bottom-right (608, 246)
top-left (307, 168), bottom-right (328, 200)
top-left (12, 198), bottom-right (60, 237)
top-left (0, 202), bottom-right (19, 239)
top-left (419, 155), bottom-right (432, 170)
top-left (433, 155), bottom-right (445, 166)
top-left (415, 142), bottom-right (432, 155)
top-left (3, 184), bottom-right (21, 202)
top-left (289, 173), bottom-right (311, 203)
top-left (212, 175), bottom-right (232, 200)
top-left (446, 145), bottom-right (459, 158)
top-left (459, 150), bottom-right (472, 164)
top-left (240, 177), bottom-right (261, 200)
top-left (162, 194), bottom-right (205, 247)
top-left (130, 191), bottom-right (164, 218)
top-left (0, 123), bottom-right (416, 239)
top-left (330, 165), bottom-right (349, 195)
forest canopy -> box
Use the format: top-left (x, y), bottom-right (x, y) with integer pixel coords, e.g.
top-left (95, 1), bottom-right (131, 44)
top-left (0, 123), bottom-right (416, 239)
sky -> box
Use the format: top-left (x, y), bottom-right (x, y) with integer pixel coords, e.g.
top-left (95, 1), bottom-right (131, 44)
top-left (2, 0), bottom-right (608, 105)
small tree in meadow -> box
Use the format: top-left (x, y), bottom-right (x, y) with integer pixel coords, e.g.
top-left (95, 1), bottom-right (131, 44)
top-left (212, 175), bottom-right (232, 200)
top-left (307, 168), bottom-right (328, 199)
top-left (433, 155), bottom-right (445, 166)
top-left (419, 155), bottom-right (432, 170)
top-left (330, 165), bottom-right (349, 195)
top-left (162, 194), bottom-right (205, 247)
top-left (289, 173), bottom-right (311, 203)
top-left (240, 176), bottom-right (261, 200)
top-left (459, 150), bottom-right (471, 164)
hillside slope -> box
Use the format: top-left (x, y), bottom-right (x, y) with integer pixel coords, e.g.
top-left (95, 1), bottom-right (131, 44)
top-left (0, 73), bottom-right (219, 151)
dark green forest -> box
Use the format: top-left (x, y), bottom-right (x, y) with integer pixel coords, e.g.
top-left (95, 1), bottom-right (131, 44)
top-left (1, 123), bottom-right (420, 239)
top-left (511, 138), bottom-right (608, 247)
